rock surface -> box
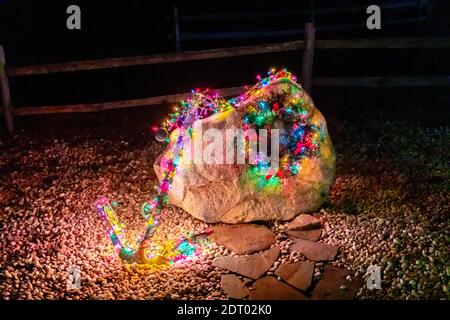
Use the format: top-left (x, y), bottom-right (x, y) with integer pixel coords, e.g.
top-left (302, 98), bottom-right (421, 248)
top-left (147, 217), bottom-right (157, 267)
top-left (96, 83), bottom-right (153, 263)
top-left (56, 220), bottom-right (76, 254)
top-left (249, 276), bottom-right (308, 300)
top-left (154, 78), bottom-right (335, 223)
top-left (212, 246), bottom-right (280, 279)
top-left (209, 224), bottom-right (275, 254)
top-left (286, 228), bottom-right (322, 241)
top-left (312, 265), bottom-right (363, 300)
top-left (287, 214), bottom-right (321, 230)
top-left (275, 261), bottom-right (314, 291)
top-left (290, 239), bottom-right (338, 261)
top-left (220, 274), bottom-right (249, 299)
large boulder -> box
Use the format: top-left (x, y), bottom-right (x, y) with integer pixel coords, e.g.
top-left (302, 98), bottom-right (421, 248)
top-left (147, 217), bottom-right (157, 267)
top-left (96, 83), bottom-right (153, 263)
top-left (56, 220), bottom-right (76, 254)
top-left (154, 78), bottom-right (335, 223)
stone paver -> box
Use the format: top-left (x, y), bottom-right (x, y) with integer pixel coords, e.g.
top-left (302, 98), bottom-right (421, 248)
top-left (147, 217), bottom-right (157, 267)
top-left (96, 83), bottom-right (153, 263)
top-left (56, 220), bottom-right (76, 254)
top-left (249, 276), bottom-right (308, 300)
top-left (289, 239), bottom-right (338, 261)
top-left (212, 246), bottom-right (280, 279)
top-left (275, 261), bottom-right (314, 291)
top-left (220, 274), bottom-right (249, 299)
top-left (286, 228), bottom-right (322, 241)
top-left (287, 214), bottom-right (321, 231)
top-left (312, 265), bottom-right (363, 300)
top-left (209, 224), bottom-right (275, 254)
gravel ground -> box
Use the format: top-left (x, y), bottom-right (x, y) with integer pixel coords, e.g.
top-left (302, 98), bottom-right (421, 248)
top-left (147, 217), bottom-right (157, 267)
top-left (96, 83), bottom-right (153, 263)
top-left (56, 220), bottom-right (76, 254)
top-left (0, 118), bottom-right (448, 300)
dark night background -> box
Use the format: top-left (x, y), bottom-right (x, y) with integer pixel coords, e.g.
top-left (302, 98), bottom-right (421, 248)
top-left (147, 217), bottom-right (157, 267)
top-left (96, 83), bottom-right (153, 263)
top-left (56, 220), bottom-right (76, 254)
top-left (0, 0), bottom-right (449, 136)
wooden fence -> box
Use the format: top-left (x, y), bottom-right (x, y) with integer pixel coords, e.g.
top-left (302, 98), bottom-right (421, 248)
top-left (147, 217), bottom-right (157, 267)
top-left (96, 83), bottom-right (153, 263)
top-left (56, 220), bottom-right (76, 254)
top-left (1, 22), bottom-right (450, 134)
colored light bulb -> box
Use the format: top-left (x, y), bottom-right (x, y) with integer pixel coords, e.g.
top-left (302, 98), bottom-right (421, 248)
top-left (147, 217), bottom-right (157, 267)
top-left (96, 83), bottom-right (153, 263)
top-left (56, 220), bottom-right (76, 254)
top-left (155, 128), bottom-right (169, 142)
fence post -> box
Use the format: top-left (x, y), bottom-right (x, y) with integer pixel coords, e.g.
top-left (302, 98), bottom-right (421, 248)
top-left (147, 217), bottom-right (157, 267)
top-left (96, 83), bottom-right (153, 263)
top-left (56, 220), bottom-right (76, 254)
top-left (301, 22), bottom-right (315, 94)
top-left (173, 3), bottom-right (181, 52)
top-left (0, 46), bottom-right (14, 135)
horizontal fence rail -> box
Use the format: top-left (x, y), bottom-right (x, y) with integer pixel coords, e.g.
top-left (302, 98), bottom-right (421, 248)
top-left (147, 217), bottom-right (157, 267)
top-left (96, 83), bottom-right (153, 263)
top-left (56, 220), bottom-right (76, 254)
top-left (7, 41), bottom-right (304, 77)
top-left (14, 86), bottom-right (246, 116)
top-left (7, 38), bottom-right (450, 77)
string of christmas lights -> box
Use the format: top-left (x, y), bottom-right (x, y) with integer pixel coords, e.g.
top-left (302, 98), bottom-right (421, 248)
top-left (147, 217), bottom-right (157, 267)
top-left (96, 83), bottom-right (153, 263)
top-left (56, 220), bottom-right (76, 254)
top-left (95, 68), bottom-right (325, 265)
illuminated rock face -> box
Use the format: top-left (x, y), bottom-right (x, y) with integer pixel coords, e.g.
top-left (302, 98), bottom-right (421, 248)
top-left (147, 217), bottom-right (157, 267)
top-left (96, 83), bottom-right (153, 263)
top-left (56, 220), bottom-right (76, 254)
top-left (154, 79), bottom-right (335, 223)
